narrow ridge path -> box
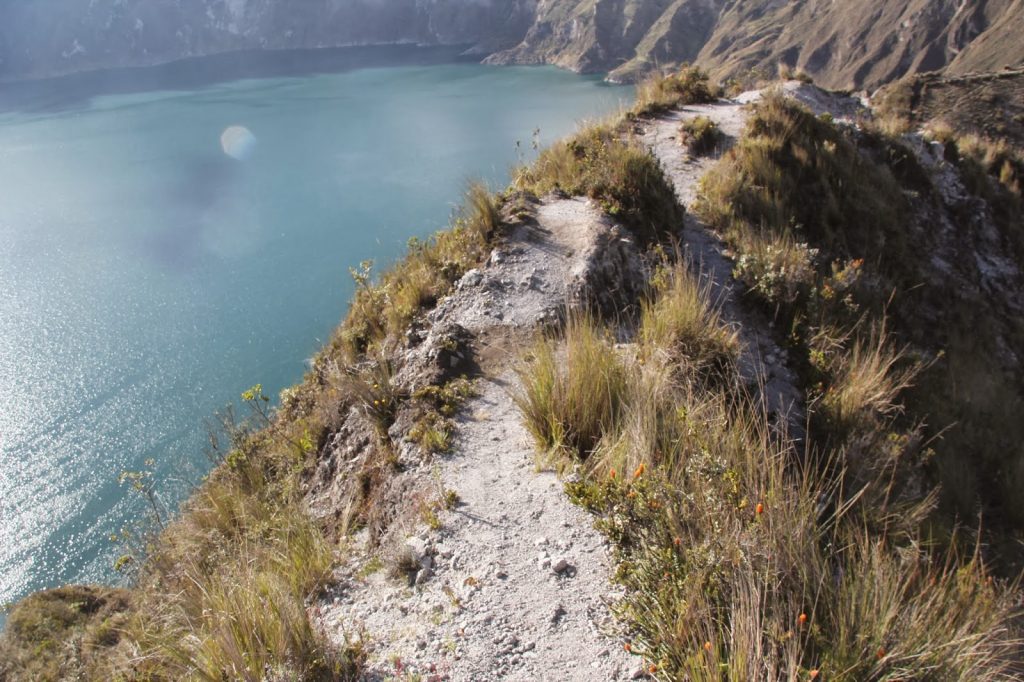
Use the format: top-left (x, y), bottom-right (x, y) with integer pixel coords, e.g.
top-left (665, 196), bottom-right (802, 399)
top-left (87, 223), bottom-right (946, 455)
top-left (316, 198), bottom-right (641, 681)
top-left (642, 102), bottom-right (806, 431)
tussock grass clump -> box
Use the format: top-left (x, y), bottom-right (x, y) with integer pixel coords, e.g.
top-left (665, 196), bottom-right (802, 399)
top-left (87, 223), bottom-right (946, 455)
top-left (632, 65), bottom-right (721, 117)
top-left (640, 260), bottom-right (739, 380)
top-left (333, 182), bottom-right (500, 360)
top-left (515, 122), bottom-right (683, 243)
top-left (819, 536), bottom-right (1020, 680)
top-left (812, 326), bottom-right (917, 440)
top-left (513, 314), bottom-right (629, 461)
top-left (679, 115), bottom-right (724, 156)
top-left (515, 266), bottom-right (1022, 680)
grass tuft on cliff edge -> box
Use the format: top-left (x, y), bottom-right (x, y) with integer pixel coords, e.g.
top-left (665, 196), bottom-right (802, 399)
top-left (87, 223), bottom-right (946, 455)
top-left (515, 270), bottom-right (1022, 681)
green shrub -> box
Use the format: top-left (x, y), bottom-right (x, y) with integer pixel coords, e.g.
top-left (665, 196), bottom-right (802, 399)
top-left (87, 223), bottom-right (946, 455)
top-left (515, 122), bottom-right (683, 243)
top-left (697, 92), bottom-right (910, 272)
top-left (679, 115), bottom-right (724, 156)
top-left (632, 65), bottom-right (721, 117)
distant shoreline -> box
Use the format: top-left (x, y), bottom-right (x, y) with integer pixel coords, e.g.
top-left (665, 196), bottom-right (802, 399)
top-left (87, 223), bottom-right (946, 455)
top-left (0, 44), bottom-right (481, 113)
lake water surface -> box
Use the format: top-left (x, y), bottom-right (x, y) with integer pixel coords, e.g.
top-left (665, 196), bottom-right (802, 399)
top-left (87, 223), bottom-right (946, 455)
top-left (0, 47), bottom-right (630, 613)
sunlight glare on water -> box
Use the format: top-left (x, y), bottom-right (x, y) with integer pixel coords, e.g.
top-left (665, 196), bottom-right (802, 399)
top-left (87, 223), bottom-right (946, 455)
top-left (221, 125), bottom-right (257, 160)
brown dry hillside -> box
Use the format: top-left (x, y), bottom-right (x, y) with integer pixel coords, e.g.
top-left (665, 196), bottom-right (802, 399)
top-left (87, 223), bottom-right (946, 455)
top-left (876, 68), bottom-right (1024, 146)
top-left (696, 0), bottom-right (1024, 90)
top-left (486, 0), bottom-right (1024, 89)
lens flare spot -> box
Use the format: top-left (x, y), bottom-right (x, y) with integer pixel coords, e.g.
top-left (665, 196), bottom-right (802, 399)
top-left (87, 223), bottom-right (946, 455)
top-left (220, 125), bottom-right (256, 160)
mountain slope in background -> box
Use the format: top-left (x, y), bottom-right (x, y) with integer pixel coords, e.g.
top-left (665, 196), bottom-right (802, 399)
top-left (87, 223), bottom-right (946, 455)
top-left (0, 0), bottom-right (533, 81)
top-left (1, 0), bottom-right (1022, 88)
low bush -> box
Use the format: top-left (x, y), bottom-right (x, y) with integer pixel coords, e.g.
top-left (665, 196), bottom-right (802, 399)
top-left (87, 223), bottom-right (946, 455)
top-left (515, 122), bottom-right (683, 243)
top-left (679, 115), bottom-right (724, 156)
top-left (632, 65), bottom-right (721, 117)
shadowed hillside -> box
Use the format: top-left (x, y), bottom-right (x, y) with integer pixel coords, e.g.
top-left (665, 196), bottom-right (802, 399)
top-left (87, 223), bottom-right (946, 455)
top-left (2, 0), bottom-right (1022, 89)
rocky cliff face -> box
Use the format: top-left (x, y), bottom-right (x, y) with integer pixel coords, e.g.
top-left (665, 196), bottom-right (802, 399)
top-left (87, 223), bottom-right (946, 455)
top-left (2, 0), bottom-right (1022, 88)
top-left (695, 0), bottom-right (1024, 90)
top-left (488, 0), bottom-right (1024, 88)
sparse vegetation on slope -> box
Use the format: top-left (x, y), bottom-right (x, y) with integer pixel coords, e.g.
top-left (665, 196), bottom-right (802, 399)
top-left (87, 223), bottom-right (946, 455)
top-left (694, 87), bottom-right (1024, 562)
top-left (697, 92), bottom-right (910, 276)
top-left (515, 272), bottom-right (1021, 681)
top-left (333, 182), bottom-right (500, 361)
top-left (0, 586), bottom-right (132, 681)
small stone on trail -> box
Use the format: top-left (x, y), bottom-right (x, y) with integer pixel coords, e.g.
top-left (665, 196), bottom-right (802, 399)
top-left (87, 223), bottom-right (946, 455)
top-left (405, 536), bottom-right (430, 563)
top-left (552, 557), bottom-right (570, 574)
top-left (415, 567), bottom-right (433, 585)
top-left (459, 268), bottom-right (483, 288)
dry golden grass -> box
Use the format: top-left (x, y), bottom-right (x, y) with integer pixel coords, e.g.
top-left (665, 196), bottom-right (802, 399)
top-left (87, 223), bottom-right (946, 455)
top-left (696, 91), bottom-right (908, 267)
top-left (331, 182), bottom-right (500, 361)
top-left (632, 65), bottom-right (721, 117)
top-left (513, 313), bottom-right (630, 461)
top-left (514, 121), bottom-right (683, 243)
top-left (516, 266), bottom-right (1022, 680)
top-left (678, 115), bottom-right (724, 156)
top-left (639, 259), bottom-right (739, 381)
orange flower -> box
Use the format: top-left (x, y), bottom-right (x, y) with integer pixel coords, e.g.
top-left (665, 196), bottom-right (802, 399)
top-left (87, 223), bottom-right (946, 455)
top-left (633, 463), bottom-right (646, 479)
top-left (703, 641), bottom-right (712, 651)
top-left (624, 642), bottom-right (632, 653)
top-left (876, 647), bottom-right (886, 659)
top-left (673, 536), bottom-right (682, 547)
top-left (610, 468), bottom-right (617, 480)
top-left (649, 664), bottom-right (657, 674)
top-left (755, 502), bottom-right (765, 515)
top-left (627, 490), bottom-right (637, 499)
top-left (809, 670), bottom-right (820, 680)
top-left (798, 613), bottom-right (808, 626)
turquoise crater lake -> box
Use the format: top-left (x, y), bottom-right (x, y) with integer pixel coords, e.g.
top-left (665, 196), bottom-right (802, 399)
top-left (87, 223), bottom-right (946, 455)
top-left (0, 47), bottom-right (630, 612)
